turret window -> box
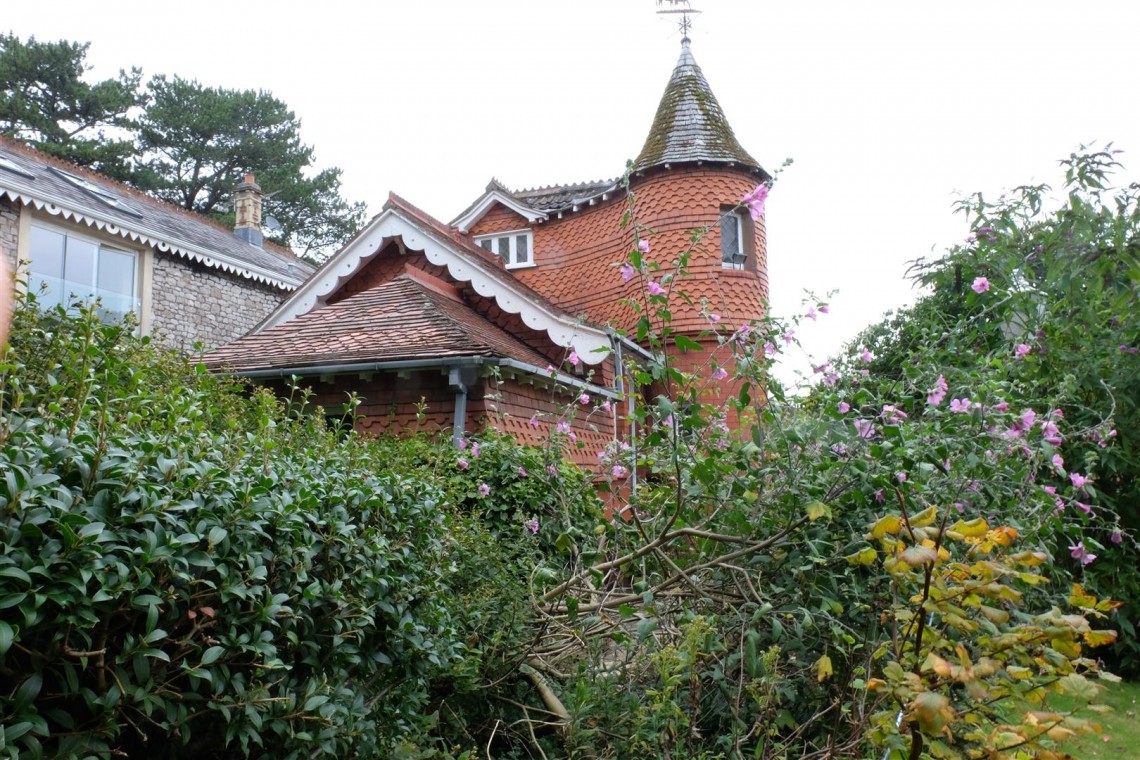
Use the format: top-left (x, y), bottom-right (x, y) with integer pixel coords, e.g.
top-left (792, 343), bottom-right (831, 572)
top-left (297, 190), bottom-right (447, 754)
top-left (474, 229), bottom-right (533, 269)
top-left (721, 210), bottom-right (747, 269)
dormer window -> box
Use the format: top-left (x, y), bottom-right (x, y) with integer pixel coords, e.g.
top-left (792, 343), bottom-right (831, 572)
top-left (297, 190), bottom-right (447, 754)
top-left (474, 229), bottom-right (534, 269)
top-left (721, 210), bottom-right (747, 269)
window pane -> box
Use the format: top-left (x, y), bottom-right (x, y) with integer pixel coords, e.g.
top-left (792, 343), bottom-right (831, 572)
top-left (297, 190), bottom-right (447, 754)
top-left (28, 227), bottom-right (65, 307)
top-left (64, 236), bottom-right (98, 295)
top-left (721, 214), bottom-right (744, 268)
top-left (480, 239), bottom-right (492, 251)
top-left (496, 236), bottom-right (510, 260)
top-left (515, 234), bottom-right (529, 263)
top-left (97, 248), bottom-right (136, 316)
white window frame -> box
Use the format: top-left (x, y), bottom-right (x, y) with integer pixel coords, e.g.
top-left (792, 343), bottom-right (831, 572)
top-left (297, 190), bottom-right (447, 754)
top-left (721, 211), bottom-right (746, 270)
top-left (26, 221), bottom-right (141, 320)
top-left (473, 229), bottom-right (535, 269)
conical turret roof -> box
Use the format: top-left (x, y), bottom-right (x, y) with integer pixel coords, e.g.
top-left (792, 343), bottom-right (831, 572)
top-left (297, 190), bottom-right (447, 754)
top-left (632, 39), bottom-right (766, 177)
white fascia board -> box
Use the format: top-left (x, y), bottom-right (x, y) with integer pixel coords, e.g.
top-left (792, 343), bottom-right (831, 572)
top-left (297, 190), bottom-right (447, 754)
top-left (258, 207), bottom-right (612, 364)
top-left (450, 190), bottom-right (547, 233)
top-left (0, 185), bottom-right (305, 290)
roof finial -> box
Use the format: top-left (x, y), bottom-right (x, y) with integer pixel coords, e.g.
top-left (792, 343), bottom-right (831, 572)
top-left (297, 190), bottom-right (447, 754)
top-left (656, 0), bottom-right (701, 44)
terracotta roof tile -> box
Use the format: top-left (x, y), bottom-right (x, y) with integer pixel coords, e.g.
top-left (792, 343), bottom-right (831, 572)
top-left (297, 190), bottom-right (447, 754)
top-left (206, 270), bottom-right (555, 372)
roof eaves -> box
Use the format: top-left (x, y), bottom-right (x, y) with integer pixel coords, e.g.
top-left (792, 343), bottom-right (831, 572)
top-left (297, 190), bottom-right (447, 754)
top-left (449, 185), bottom-right (548, 233)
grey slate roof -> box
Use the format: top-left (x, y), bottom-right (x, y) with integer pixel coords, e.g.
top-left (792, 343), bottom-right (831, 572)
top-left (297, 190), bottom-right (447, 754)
top-left (0, 137), bottom-right (314, 289)
top-left (514, 179), bottom-right (621, 213)
top-left (631, 40), bottom-right (768, 177)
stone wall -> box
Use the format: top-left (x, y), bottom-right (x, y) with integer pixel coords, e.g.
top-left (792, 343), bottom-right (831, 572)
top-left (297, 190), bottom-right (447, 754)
top-left (0, 198), bottom-right (19, 271)
top-left (150, 253), bottom-right (288, 351)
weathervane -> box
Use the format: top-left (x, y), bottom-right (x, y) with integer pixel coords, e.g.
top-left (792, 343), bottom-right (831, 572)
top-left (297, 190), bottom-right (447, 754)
top-left (656, 0), bottom-right (701, 42)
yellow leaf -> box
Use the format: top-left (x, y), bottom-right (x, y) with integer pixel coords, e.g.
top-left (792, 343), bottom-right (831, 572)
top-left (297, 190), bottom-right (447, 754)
top-left (989, 526), bottom-right (1018, 546)
top-left (950, 518), bottom-right (989, 538)
top-left (1098, 670), bottom-right (1122, 683)
top-left (1006, 666), bottom-right (1034, 680)
top-left (846, 547), bottom-right (878, 566)
top-left (1069, 583), bottom-right (1097, 608)
top-left (805, 501), bottom-right (830, 521)
top-left (910, 505), bottom-right (939, 527)
top-left (870, 514), bottom-right (903, 539)
top-left (866, 678), bottom-right (887, 691)
top-left (1084, 629), bottom-right (1117, 647)
top-left (1045, 726), bottom-right (1077, 741)
top-left (815, 654), bottom-right (833, 682)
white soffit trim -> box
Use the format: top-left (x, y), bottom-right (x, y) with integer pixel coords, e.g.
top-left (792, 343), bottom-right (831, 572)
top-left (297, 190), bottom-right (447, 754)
top-left (258, 208), bottom-right (612, 364)
top-left (450, 190), bottom-right (547, 233)
top-left (0, 188), bottom-right (304, 290)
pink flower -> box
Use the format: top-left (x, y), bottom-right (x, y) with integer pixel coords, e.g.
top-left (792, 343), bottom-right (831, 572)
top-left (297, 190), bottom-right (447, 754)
top-left (601, 400), bottom-right (612, 412)
top-left (874, 489), bottom-right (885, 503)
top-left (854, 419), bottom-right (875, 439)
top-left (638, 238), bottom-right (650, 253)
top-left (579, 393), bottom-right (590, 405)
top-left (1052, 454), bottom-right (1065, 470)
top-left (1020, 409), bottom-right (1037, 430)
top-left (763, 341), bottom-right (777, 356)
top-left (897, 472), bottom-right (908, 483)
top-left (1076, 502), bottom-right (1092, 514)
top-left (927, 375), bottom-right (948, 406)
top-left (545, 364), bottom-right (556, 374)
top-left (881, 405), bottom-right (907, 424)
top-left (612, 464), bottom-right (629, 479)
top-left (620, 262), bottom-right (636, 282)
top-left (524, 517), bottom-right (540, 534)
top-left (471, 442), bottom-right (481, 458)
top-left (741, 184), bottom-right (769, 220)
top-left (806, 307), bottom-right (818, 321)
top-left (819, 304), bottom-right (829, 314)
top-left (1069, 541), bottom-right (1096, 566)
top-left (708, 313), bottom-right (721, 324)
top-left (662, 414), bottom-right (674, 428)
top-left (1015, 343), bottom-right (1031, 357)
top-left (824, 373), bottom-right (839, 386)
top-left (1070, 472), bottom-right (1089, 489)
top-left (993, 401), bottom-right (1010, 412)
top-left (569, 350), bottom-right (580, 367)
top-left (1042, 485), bottom-right (1056, 495)
top-left (478, 482), bottom-right (491, 497)
top-left (1111, 530), bottom-right (1123, 545)
top-left (556, 421), bottom-right (571, 435)
top-left (457, 457), bottom-right (469, 470)
top-left (782, 330), bottom-right (795, 345)
top-left (837, 402), bottom-right (850, 414)
top-left (859, 349), bottom-right (874, 363)
top-left (647, 280), bottom-right (666, 296)
top-left (1041, 421), bottom-right (1062, 446)
top-left (457, 439), bottom-right (468, 450)
top-left (949, 398), bottom-right (972, 413)
top-left (712, 367), bottom-right (729, 381)
top-left (518, 466), bottom-right (528, 477)
top-left (972, 276), bottom-right (990, 294)
top-left (529, 414), bottom-right (540, 427)
top-left (546, 465), bottom-right (558, 476)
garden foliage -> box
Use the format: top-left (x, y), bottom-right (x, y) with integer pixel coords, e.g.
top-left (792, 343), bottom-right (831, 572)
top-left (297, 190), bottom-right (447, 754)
top-left (0, 302), bottom-right (459, 757)
top-left (1, 149), bottom-right (1133, 760)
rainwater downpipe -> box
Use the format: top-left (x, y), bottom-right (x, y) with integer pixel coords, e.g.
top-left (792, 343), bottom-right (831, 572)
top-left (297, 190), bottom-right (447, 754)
top-left (449, 367), bottom-right (468, 448)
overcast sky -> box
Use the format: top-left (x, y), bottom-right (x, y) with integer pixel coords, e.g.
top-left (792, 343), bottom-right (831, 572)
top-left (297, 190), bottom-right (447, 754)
top-left (7, 1), bottom-right (1140, 382)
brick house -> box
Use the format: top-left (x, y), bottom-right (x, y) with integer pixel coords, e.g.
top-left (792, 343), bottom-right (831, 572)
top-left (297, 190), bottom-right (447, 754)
top-left (206, 39), bottom-right (769, 466)
top-left (0, 136), bottom-right (314, 349)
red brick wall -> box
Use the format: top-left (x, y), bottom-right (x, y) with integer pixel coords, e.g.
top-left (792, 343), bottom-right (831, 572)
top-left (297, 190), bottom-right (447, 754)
top-left (484, 374), bottom-right (615, 469)
top-left (258, 367), bottom-right (616, 470)
top-left (510, 165), bottom-right (768, 337)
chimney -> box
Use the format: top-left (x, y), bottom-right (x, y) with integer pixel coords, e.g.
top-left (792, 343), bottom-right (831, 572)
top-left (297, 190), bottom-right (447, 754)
top-left (233, 173), bottom-right (264, 247)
